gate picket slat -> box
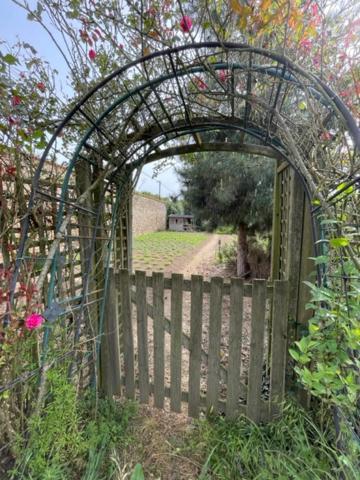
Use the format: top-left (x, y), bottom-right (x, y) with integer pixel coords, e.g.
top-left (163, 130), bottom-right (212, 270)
top-left (119, 269), bottom-right (135, 399)
top-left (226, 278), bottom-right (244, 418)
top-left (247, 279), bottom-right (267, 422)
top-left (188, 275), bottom-right (203, 418)
top-left (136, 270), bottom-right (149, 403)
top-left (206, 277), bottom-right (223, 412)
top-left (153, 272), bottom-right (165, 408)
top-left (270, 280), bottom-right (289, 417)
top-left (170, 273), bottom-right (183, 412)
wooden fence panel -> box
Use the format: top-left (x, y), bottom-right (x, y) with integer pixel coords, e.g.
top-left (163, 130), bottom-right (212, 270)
top-left (170, 273), bottom-right (183, 412)
top-left (135, 270), bottom-right (149, 403)
top-left (119, 269), bottom-right (135, 398)
top-left (188, 275), bottom-right (203, 418)
top-left (226, 278), bottom-right (244, 418)
top-left (247, 280), bottom-right (267, 422)
top-left (270, 280), bottom-right (289, 417)
top-left (206, 277), bottom-right (223, 411)
top-left (153, 272), bottom-right (165, 408)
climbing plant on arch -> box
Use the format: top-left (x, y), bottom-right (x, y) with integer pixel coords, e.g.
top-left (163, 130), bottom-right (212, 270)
top-left (4, 42), bottom-right (360, 420)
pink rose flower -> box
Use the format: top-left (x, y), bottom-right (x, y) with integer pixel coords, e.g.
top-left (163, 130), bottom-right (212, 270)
top-left (180, 15), bottom-right (192, 33)
top-left (195, 76), bottom-right (207, 90)
top-left (219, 70), bottom-right (229, 83)
top-left (25, 313), bottom-right (44, 330)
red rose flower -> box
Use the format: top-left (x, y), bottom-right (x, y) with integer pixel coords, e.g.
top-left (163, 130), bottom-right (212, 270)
top-left (89, 49), bottom-right (96, 60)
top-left (36, 82), bottom-right (46, 92)
top-left (5, 166), bottom-right (16, 176)
top-left (11, 95), bottom-right (21, 106)
top-left (180, 15), bottom-right (192, 33)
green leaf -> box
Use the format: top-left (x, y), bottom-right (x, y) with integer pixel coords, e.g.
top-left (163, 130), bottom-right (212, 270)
top-left (289, 348), bottom-right (300, 361)
top-left (309, 323), bottom-right (320, 334)
top-left (36, 139), bottom-right (47, 149)
top-left (296, 336), bottom-right (310, 353)
top-left (33, 129), bottom-right (44, 139)
top-left (298, 101), bottom-right (307, 110)
top-left (309, 256), bottom-right (328, 265)
top-left (298, 354), bottom-right (311, 364)
top-left (329, 237), bottom-right (349, 248)
top-left (311, 198), bottom-right (321, 206)
top-left (3, 53), bottom-right (18, 65)
top-left (131, 464), bottom-right (145, 480)
top-left (336, 182), bottom-right (354, 194)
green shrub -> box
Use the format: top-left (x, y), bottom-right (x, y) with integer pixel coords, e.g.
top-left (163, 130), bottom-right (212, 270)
top-left (214, 225), bottom-right (236, 234)
top-left (12, 368), bottom-right (85, 479)
top-left (11, 368), bottom-right (137, 480)
top-left (217, 240), bottom-right (237, 266)
top-left (217, 233), bottom-right (271, 278)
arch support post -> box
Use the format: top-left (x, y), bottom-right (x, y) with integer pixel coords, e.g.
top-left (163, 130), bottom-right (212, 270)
top-left (285, 170), bottom-right (314, 396)
top-left (100, 268), bottom-right (122, 397)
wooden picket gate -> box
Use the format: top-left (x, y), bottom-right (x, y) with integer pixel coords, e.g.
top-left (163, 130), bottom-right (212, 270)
top-left (101, 268), bottom-right (289, 422)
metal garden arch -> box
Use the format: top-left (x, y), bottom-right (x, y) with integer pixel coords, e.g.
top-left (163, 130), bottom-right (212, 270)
top-left (9, 42), bottom-right (360, 403)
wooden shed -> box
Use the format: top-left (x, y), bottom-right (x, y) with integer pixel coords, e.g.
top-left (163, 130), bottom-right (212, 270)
top-left (168, 214), bottom-right (194, 232)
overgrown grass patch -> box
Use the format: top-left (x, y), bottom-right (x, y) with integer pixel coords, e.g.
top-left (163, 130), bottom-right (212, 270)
top-left (185, 402), bottom-right (359, 480)
top-left (133, 231), bottom-right (208, 271)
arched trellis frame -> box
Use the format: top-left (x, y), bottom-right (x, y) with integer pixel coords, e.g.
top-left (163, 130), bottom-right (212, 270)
top-left (7, 42), bottom-right (360, 392)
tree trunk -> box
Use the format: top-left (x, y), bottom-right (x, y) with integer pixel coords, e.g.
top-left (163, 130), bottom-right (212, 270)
top-left (237, 223), bottom-right (248, 277)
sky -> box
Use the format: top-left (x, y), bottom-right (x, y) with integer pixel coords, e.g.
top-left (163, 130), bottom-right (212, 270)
top-left (0, 0), bottom-right (182, 196)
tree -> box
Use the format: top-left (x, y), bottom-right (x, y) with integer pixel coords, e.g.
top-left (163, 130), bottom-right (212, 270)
top-left (177, 152), bottom-right (274, 276)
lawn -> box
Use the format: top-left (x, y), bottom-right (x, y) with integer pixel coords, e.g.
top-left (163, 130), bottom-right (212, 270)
top-left (132, 231), bottom-right (208, 272)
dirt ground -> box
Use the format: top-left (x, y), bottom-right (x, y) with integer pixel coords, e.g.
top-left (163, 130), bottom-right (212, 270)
top-left (170, 233), bottom-right (234, 277)
top-left (121, 403), bottom-right (201, 479)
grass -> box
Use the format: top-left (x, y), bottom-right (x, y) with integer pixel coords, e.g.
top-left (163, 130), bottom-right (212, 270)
top-left (11, 381), bottom-right (359, 480)
top-left (187, 402), bottom-right (359, 480)
top-left (133, 231), bottom-right (208, 272)
top-left (117, 402), bottom-right (359, 480)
